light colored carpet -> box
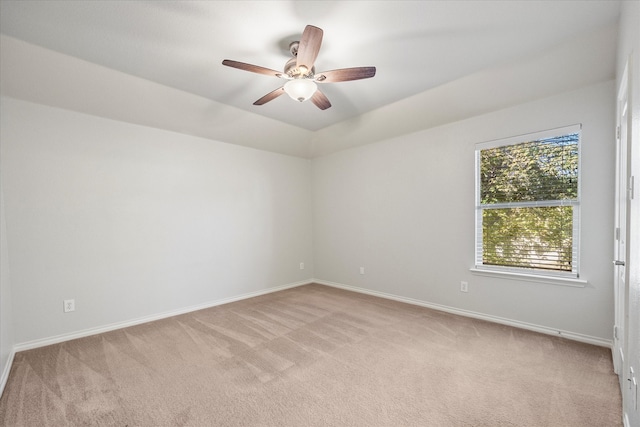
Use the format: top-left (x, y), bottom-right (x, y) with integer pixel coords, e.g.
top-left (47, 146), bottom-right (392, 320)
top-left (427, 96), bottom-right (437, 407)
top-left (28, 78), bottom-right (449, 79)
top-left (0, 284), bottom-right (621, 426)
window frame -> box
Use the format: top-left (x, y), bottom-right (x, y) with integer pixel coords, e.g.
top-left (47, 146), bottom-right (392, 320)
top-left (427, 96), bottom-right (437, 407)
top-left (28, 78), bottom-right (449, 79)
top-left (473, 124), bottom-right (582, 282)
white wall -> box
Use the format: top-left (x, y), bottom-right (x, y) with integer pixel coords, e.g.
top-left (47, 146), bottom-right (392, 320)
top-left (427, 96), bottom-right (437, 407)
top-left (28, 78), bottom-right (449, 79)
top-left (0, 97), bottom-right (313, 345)
top-left (616, 1), bottom-right (640, 425)
top-left (313, 80), bottom-right (615, 342)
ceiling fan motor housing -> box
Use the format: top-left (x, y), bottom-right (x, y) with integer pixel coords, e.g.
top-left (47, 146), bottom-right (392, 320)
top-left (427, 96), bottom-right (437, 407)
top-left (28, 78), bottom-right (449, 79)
top-left (284, 57), bottom-right (314, 79)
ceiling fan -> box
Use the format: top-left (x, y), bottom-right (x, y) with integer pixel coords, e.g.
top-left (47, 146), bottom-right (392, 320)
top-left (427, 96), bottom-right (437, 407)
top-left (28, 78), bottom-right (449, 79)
top-left (222, 25), bottom-right (376, 110)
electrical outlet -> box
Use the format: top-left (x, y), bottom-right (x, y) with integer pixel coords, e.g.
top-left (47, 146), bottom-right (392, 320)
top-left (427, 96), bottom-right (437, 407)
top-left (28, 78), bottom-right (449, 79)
top-left (360, 267), bottom-right (365, 275)
top-left (300, 262), bottom-right (304, 270)
top-left (63, 299), bottom-right (75, 313)
top-left (460, 281), bottom-right (468, 293)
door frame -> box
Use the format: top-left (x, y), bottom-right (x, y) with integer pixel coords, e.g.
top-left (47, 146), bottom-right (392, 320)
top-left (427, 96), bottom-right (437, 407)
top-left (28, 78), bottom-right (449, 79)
top-left (613, 59), bottom-right (634, 424)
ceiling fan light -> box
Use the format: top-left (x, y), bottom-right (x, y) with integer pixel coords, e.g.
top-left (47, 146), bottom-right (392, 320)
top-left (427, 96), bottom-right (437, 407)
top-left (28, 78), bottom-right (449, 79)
top-left (284, 79), bottom-right (317, 102)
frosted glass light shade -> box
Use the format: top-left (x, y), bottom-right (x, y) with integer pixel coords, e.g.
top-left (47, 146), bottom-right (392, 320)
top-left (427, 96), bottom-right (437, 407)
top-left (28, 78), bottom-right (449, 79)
top-left (284, 79), bottom-right (317, 102)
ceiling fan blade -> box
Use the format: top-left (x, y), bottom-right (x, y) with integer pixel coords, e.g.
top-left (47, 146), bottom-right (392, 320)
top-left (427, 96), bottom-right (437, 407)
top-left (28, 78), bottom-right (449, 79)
top-left (253, 87), bottom-right (286, 105)
top-left (296, 25), bottom-right (323, 71)
top-left (311, 90), bottom-right (331, 110)
top-left (315, 66), bottom-right (376, 83)
top-left (222, 60), bottom-right (284, 78)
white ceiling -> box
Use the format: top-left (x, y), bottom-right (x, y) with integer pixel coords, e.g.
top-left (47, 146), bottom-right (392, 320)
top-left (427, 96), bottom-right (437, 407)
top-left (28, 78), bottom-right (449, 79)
top-left (0, 0), bottom-right (622, 156)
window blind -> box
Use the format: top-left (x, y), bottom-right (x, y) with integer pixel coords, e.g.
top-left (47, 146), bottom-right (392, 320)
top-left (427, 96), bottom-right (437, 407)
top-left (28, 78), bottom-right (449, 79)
top-left (475, 125), bottom-right (580, 276)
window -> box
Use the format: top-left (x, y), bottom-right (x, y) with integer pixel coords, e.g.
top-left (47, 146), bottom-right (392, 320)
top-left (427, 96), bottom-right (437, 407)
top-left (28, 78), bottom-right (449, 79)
top-left (475, 125), bottom-right (581, 278)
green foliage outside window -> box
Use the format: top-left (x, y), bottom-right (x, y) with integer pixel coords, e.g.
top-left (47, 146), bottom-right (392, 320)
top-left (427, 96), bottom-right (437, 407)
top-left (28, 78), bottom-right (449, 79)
top-left (479, 134), bottom-right (579, 272)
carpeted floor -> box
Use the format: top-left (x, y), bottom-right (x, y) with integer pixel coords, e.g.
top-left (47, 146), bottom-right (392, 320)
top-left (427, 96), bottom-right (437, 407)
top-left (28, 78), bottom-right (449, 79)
top-left (0, 284), bottom-right (622, 426)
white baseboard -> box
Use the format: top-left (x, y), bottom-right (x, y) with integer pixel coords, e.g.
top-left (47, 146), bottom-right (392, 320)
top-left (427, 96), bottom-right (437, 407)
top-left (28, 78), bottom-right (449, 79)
top-left (14, 279), bottom-right (313, 353)
top-left (7, 277), bottom-right (612, 380)
top-left (0, 349), bottom-right (16, 398)
top-left (314, 279), bottom-right (613, 348)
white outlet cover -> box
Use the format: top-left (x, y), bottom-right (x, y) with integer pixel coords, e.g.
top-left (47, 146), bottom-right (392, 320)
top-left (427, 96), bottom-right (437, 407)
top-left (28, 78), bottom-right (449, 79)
top-left (63, 299), bottom-right (75, 312)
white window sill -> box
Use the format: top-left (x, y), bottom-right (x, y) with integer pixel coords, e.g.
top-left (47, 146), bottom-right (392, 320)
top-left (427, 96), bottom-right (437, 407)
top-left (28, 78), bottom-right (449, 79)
top-left (470, 268), bottom-right (587, 288)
